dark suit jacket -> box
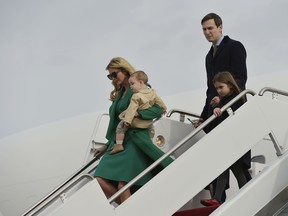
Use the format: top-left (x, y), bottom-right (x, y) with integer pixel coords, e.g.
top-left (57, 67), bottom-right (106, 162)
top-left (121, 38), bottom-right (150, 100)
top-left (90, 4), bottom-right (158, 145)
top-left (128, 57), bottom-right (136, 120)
top-left (200, 35), bottom-right (247, 133)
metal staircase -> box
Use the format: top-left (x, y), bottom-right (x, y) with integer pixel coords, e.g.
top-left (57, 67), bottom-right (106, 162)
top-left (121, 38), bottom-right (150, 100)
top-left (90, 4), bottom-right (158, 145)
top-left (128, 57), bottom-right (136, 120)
top-left (21, 87), bottom-right (288, 216)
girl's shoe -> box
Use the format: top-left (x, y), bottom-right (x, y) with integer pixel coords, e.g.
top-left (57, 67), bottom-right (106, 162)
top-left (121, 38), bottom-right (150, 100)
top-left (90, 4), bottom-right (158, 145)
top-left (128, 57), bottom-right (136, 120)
top-left (200, 199), bottom-right (220, 206)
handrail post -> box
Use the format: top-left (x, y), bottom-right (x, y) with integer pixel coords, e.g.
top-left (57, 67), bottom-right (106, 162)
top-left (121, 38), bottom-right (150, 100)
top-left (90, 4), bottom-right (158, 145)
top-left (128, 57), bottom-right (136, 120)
top-left (166, 108), bottom-right (201, 123)
top-left (259, 87), bottom-right (288, 97)
top-left (269, 131), bottom-right (283, 156)
top-left (91, 113), bottom-right (109, 151)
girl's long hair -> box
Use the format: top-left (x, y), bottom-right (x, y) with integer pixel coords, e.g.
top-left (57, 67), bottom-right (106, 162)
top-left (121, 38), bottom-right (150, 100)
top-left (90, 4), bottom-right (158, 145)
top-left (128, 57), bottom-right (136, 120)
top-left (213, 71), bottom-right (246, 102)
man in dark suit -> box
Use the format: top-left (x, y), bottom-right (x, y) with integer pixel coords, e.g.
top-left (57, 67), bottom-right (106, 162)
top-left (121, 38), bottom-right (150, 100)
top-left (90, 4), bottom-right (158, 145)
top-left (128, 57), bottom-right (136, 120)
top-left (195, 13), bottom-right (247, 131)
top-left (194, 13), bottom-right (251, 206)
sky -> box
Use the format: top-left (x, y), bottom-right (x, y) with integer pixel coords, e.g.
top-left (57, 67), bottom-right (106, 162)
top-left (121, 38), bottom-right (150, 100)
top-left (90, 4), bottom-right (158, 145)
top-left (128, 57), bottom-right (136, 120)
top-left (1, 0), bottom-right (288, 138)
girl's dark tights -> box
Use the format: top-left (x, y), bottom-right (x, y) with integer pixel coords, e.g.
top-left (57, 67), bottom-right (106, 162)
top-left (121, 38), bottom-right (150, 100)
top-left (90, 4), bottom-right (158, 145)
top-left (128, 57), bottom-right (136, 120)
top-left (213, 162), bottom-right (249, 203)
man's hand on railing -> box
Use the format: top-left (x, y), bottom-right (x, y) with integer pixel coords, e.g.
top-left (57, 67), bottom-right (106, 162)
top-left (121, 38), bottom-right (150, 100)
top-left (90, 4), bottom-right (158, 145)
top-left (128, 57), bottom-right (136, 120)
top-left (193, 118), bottom-right (204, 128)
top-left (94, 145), bottom-right (108, 159)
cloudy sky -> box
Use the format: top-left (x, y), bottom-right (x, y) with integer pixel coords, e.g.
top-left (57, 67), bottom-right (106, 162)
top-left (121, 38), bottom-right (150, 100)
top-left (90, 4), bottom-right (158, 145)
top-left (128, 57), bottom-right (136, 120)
top-left (1, 0), bottom-right (288, 138)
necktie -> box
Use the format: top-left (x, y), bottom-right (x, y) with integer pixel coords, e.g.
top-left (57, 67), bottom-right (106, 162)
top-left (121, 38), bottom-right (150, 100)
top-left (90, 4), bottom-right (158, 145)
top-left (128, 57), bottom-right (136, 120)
top-left (213, 45), bottom-right (218, 57)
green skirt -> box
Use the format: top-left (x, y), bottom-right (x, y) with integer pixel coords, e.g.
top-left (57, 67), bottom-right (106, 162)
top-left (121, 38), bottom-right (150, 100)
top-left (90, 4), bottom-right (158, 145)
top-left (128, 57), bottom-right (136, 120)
top-left (94, 128), bottom-right (173, 189)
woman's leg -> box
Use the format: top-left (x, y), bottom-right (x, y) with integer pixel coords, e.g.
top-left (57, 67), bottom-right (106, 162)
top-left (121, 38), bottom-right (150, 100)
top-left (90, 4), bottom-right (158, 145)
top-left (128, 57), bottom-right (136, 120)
top-left (95, 177), bottom-right (121, 204)
top-left (118, 181), bottom-right (131, 203)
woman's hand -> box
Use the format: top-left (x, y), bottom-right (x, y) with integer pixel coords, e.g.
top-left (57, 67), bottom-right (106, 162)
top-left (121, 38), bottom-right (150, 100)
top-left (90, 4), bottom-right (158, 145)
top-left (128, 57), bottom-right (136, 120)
top-left (213, 108), bottom-right (222, 117)
top-left (94, 145), bottom-right (108, 159)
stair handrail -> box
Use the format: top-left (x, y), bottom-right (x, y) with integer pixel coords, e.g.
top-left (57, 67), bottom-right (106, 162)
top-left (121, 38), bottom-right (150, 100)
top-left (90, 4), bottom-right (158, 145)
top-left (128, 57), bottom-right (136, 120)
top-left (22, 112), bottom-right (111, 215)
top-left (258, 87), bottom-right (288, 97)
top-left (21, 158), bottom-right (99, 216)
top-left (20, 113), bottom-right (164, 215)
top-left (27, 174), bottom-right (94, 216)
top-left (88, 113), bottom-right (109, 154)
top-left (166, 108), bottom-right (201, 122)
top-left (108, 89), bottom-right (257, 204)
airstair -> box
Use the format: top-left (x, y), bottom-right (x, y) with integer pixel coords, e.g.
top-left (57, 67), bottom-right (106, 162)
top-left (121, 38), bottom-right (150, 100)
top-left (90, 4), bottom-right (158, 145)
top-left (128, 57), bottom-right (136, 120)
top-left (21, 87), bottom-right (288, 216)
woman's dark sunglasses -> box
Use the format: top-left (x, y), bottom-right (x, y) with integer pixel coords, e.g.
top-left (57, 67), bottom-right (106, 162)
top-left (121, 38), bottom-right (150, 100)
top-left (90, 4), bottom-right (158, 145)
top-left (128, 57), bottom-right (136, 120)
top-left (107, 71), bottom-right (121, 80)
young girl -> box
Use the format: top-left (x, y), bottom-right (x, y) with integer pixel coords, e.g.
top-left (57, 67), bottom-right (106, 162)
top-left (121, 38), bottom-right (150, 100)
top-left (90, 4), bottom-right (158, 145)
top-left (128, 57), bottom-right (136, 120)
top-left (110, 70), bottom-right (167, 154)
top-left (200, 71), bottom-right (251, 206)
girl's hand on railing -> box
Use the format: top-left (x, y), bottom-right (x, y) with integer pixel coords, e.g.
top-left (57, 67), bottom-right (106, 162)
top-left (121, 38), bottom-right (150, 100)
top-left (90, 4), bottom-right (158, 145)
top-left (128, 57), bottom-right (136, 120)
top-left (213, 107), bottom-right (222, 117)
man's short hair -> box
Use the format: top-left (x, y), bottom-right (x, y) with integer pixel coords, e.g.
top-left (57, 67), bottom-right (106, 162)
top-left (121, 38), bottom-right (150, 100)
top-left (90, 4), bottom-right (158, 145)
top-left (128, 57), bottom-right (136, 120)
top-left (201, 13), bottom-right (222, 27)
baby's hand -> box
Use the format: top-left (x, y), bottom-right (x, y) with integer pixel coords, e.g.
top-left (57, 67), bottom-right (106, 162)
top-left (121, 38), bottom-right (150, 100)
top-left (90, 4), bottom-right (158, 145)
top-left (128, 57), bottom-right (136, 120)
top-left (124, 122), bottom-right (130, 127)
top-left (213, 108), bottom-right (222, 117)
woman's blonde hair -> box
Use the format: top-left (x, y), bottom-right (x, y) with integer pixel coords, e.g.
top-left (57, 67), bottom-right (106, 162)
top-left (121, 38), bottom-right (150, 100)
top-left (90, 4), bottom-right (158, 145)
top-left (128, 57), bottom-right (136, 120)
top-left (106, 57), bottom-right (136, 101)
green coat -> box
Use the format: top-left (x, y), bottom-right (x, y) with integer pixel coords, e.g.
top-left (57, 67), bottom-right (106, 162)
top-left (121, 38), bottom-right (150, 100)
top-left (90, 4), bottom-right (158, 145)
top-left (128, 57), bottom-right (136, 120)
top-left (94, 87), bottom-right (173, 188)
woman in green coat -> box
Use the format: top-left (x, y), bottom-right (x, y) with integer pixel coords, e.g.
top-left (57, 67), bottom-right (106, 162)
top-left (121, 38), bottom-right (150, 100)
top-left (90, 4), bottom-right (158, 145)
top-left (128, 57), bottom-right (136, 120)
top-left (94, 57), bottom-right (173, 204)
